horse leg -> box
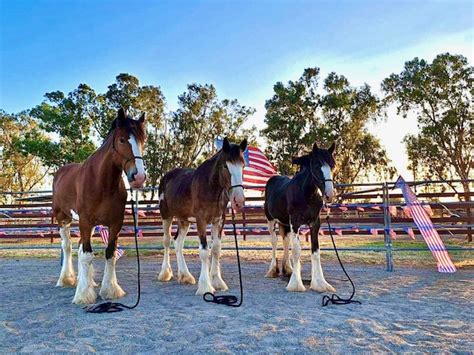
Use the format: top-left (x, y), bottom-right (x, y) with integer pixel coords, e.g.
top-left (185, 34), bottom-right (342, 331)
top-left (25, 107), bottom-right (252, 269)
top-left (210, 218), bottom-right (228, 291)
top-left (265, 219), bottom-right (279, 278)
top-left (56, 220), bottom-right (76, 287)
top-left (196, 219), bottom-right (215, 295)
top-left (281, 224), bottom-right (293, 276)
top-left (175, 220), bottom-right (195, 284)
top-left (72, 223), bottom-right (97, 304)
top-left (99, 224), bottom-right (126, 300)
top-left (286, 223), bottom-right (306, 292)
top-left (309, 217), bottom-right (335, 293)
top-left (158, 217), bottom-right (174, 282)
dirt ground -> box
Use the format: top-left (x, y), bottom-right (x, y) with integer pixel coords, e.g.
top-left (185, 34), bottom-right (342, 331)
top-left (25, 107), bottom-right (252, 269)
top-left (0, 255), bottom-right (473, 353)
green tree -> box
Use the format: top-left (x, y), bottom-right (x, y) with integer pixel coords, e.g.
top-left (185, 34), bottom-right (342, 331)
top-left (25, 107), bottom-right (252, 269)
top-left (0, 111), bottom-right (49, 196)
top-left (17, 84), bottom-right (98, 168)
top-left (318, 73), bottom-right (395, 183)
top-left (382, 53), bottom-right (473, 194)
top-left (382, 53), bottom-right (473, 241)
top-left (261, 68), bottom-right (320, 175)
top-left (262, 68), bottom-right (394, 182)
top-left (170, 83), bottom-right (255, 167)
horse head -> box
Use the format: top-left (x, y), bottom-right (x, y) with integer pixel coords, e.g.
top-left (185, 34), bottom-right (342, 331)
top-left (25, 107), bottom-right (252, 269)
top-left (292, 141), bottom-right (336, 203)
top-left (110, 108), bottom-right (147, 189)
top-left (220, 137), bottom-right (248, 211)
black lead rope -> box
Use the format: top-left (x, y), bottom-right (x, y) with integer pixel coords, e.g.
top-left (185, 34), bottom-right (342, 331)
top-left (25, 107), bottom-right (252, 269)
top-left (84, 188), bottom-right (141, 313)
top-left (322, 215), bottom-right (361, 307)
top-left (203, 206), bottom-right (243, 307)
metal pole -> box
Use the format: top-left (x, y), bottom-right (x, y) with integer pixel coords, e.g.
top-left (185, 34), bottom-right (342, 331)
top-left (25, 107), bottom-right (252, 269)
top-left (383, 182), bottom-right (394, 272)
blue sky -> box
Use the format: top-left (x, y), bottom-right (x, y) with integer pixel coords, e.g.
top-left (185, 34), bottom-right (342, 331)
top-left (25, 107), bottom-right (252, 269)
top-left (1, 0), bottom-right (473, 177)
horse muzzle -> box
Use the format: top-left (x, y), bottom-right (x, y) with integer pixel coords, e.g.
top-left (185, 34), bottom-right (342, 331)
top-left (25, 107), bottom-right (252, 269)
top-left (129, 172), bottom-right (146, 189)
top-left (324, 190), bottom-right (335, 203)
top-left (231, 192), bottom-right (245, 212)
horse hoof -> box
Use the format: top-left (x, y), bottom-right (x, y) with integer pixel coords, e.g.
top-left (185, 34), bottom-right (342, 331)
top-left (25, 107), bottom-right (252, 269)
top-left (211, 277), bottom-right (229, 291)
top-left (286, 277), bottom-right (306, 292)
top-left (196, 284), bottom-right (215, 296)
top-left (178, 272), bottom-right (196, 285)
top-left (265, 266), bottom-right (280, 278)
top-left (310, 282), bottom-right (336, 293)
top-left (99, 283), bottom-right (126, 300)
top-left (56, 275), bottom-right (77, 287)
top-left (158, 268), bottom-right (173, 282)
top-left (72, 287), bottom-right (97, 304)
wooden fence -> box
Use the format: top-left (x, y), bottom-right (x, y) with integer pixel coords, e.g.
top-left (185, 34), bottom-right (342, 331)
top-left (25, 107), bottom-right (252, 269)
top-left (1, 180), bottom-right (473, 271)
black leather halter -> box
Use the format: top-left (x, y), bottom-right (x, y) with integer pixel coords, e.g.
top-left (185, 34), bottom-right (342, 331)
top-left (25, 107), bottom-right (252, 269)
top-left (309, 159), bottom-right (333, 197)
top-left (229, 184), bottom-right (245, 191)
top-left (112, 138), bottom-right (144, 170)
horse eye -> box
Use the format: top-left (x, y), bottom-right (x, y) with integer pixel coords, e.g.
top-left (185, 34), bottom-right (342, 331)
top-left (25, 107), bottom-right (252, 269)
top-left (119, 137), bottom-right (126, 144)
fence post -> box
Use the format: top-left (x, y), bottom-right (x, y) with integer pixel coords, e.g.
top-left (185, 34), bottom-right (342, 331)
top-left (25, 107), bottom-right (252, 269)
top-left (383, 182), bottom-right (394, 272)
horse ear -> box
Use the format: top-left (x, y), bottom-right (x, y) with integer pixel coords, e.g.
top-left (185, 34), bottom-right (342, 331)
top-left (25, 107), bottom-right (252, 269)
top-left (328, 141), bottom-right (336, 154)
top-left (138, 112), bottom-right (146, 123)
top-left (312, 142), bottom-right (319, 154)
top-left (240, 139), bottom-right (248, 151)
top-left (117, 108), bottom-right (127, 126)
top-left (292, 155), bottom-right (310, 166)
top-left (223, 137), bottom-right (231, 153)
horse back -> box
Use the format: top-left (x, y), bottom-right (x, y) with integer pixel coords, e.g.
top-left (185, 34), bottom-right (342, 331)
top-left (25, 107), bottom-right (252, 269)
top-left (264, 175), bottom-right (291, 223)
top-left (159, 168), bottom-right (195, 219)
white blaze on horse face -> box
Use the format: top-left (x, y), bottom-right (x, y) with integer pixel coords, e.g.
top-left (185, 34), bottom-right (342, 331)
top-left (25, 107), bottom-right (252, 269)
top-left (128, 134), bottom-right (146, 188)
top-left (321, 163), bottom-right (334, 203)
top-left (226, 161), bottom-right (245, 210)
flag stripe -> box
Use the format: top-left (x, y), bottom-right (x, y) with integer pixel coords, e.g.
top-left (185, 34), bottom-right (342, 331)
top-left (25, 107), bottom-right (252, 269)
top-left (396, 176), bottom-right (456, 273)
top-left (242, 145), bottom-right (277, 190)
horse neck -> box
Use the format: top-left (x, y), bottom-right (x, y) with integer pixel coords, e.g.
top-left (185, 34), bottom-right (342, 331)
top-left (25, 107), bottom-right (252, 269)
top-left (296, 167), bottom-right (318, 202)
top-left (196, 152), bottom-right (228, 199)
top-left (86, 137), bottom-right (123, 191)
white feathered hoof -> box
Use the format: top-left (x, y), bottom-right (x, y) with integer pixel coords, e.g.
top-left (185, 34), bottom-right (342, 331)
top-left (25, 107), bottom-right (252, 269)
top-left (72, 286), bottom-right (97, 305)
top-left (196, 282), bottom-right (215, 296)
top-left (310, 281), bottom-right (336, 293)
top-left (56, 273), bottom-right (77, 287)
top-left (99, 283), bottom-right (126, 300)
top-left (211, 276), bottom-right (229, 291)
top-left (286, 274), bottom-right (306, 292)
top-left (158, 267), bottom-right (173, 282)
top-left (265, 264), bottom-right (280, 278)
top-left (178, 272), bottom-right (196, 285)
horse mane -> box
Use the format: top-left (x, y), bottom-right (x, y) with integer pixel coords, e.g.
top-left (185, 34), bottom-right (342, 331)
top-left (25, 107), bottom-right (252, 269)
top-left (314, 148), bottom-right (335, 169)
top-left (104, 115), bottom-right (146, 145)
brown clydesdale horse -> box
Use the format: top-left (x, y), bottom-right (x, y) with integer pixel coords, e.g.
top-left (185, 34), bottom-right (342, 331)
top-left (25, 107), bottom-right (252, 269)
top-left (158, 137), bottom-right (247, 295)
top-left (52, 108), bottom-right (146, 304)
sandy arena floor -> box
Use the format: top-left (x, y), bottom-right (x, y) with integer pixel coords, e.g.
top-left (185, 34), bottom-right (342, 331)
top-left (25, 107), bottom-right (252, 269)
top-left (0, 255), bottom-right (473, 353)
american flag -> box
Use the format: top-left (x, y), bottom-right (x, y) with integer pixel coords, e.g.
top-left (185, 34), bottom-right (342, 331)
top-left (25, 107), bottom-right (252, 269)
top-left (96, 226), bottom-right (125, 260)
top-left (215, 140), bottom-right (277, 190)
top-left (395, 176), bottom-right (456, 273)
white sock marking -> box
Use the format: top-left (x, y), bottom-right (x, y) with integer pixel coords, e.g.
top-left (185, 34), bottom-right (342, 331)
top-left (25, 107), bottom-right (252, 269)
top-left (129, 134), bottom-right (146, 176)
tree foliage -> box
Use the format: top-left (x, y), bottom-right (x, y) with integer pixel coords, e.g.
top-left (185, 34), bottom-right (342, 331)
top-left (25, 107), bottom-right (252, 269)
top-left (382, 53), bottom-right (473, 193)
top-left (0, 111), bottom-right (50, 195)
top-left (18, 84), bottom-right (98, 167)
top-left (170, 83), bottom-right (256, 167)
top-left (262, 68), bottom-right (395, 183)
top-left (5, 74), bottom-right (255, 196)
